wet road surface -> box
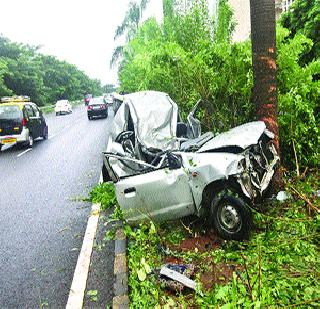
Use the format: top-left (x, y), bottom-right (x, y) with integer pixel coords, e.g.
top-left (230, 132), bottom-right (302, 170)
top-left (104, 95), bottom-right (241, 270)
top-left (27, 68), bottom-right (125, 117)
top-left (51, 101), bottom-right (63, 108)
top-left (0, 105), bottom-right (113, 308)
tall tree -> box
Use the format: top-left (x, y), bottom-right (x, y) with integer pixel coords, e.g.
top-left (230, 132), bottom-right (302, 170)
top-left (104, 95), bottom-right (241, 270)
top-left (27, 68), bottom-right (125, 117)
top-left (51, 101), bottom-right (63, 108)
top-left (111, 0), bottom-right (150, 66)
top-left (250, 0), bottom-right (280, 187)
top-left (250, 0), bottom-right (279, 151)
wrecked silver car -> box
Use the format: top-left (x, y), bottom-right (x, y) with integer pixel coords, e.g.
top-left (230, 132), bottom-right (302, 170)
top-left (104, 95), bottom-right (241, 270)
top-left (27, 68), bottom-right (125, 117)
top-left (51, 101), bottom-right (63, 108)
top-left (103, 91), bottom-right (279, 240)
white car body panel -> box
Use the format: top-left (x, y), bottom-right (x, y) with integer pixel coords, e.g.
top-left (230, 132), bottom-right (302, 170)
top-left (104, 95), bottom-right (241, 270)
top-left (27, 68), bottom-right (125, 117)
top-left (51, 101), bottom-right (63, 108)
top-left (0, 127), bottom-right (29, 144)
top-left (115, 168), bottom-right (196, 223)
top-left (198, 121), bottom-right (271, 152)
top-left (111, 91), bottom-right (179, 151)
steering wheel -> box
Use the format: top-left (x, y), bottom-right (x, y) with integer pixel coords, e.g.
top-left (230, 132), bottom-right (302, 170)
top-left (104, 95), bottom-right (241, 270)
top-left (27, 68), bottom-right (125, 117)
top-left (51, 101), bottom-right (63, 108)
top-left (115, 131), bottom-right (134, 144)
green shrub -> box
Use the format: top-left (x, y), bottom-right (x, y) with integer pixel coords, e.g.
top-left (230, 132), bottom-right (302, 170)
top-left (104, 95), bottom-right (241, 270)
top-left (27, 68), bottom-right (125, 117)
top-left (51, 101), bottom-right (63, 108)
top-left (89, 182), bottom-right (117, 211)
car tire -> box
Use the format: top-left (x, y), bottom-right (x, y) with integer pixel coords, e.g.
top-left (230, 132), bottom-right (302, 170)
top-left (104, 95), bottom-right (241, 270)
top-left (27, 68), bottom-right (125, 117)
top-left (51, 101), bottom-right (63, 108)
top-left (42, 126), bottom-right (48, 140)
top-left (0, 144), bottom-right (2, 152)
top-left (211, 195), bottom-right (252, 241)
top-left (56, 112), bottom-right (59, 116)
top-left (88, 115), bottom-right (91, 120)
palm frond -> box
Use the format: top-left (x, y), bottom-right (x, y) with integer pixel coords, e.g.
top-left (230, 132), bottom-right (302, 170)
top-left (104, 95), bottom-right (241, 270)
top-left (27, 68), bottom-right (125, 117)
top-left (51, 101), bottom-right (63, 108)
top-left (110, 45), bottom-right (124, 68)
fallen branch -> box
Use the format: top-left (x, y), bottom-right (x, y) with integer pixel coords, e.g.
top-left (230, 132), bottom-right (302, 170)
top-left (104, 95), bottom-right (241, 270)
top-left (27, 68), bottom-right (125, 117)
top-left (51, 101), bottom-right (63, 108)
top-left (289, 186), bottom-right (320, 214)
top-left (292, 139), bottom-right (300, 177)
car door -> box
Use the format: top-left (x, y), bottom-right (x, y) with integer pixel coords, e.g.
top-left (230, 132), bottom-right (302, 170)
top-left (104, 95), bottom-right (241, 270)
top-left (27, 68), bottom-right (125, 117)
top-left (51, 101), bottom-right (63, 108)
top-left (24, 105), bottom-right (39, 138)
top-left (32, 105), bottom-right (46, 136)
top-left (103, 153), bottom-right (196, 223)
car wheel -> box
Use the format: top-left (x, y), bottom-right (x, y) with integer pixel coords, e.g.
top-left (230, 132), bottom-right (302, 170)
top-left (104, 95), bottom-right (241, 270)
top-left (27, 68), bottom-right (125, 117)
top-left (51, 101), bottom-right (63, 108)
top-left (42, 126), bottom-right (48, 140)
top-left (56, 112), bottom-right (59, 116)
top-left (211, 195), bottom-right (252, 240)
top-left (26, 134), bottom-right (34, 148)
top-left (0, 144), bottom-right (2, 152)
top-left (88, 115), bottom-right (91, 120)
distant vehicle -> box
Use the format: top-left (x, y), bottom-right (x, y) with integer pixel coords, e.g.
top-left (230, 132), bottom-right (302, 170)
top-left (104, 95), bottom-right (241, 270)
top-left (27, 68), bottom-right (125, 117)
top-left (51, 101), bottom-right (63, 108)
top-left (87, 98), bottom-right (108, 120)
top-left (0, 96), bottom-right (48, 151)
top-left (55, 100), bottom-right (72, 116)
top-left (84, 94), bottom-right (93, 106)
top-left (103, 94), bottom-right (113, 107)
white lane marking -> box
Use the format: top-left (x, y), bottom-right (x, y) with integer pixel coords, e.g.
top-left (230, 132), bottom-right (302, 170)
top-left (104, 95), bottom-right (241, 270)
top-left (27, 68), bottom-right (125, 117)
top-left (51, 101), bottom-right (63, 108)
top-left (66, 172), bottom-right (103, 309)
top-left (66, 203), bottom-right (100, 309)
top-left (17, 148), bottom-right (32, 158)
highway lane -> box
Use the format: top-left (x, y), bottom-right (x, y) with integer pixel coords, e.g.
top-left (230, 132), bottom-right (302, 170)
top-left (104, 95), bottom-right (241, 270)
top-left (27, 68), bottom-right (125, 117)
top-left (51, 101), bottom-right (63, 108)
top-left (0, 104), bottom-right (113, 307)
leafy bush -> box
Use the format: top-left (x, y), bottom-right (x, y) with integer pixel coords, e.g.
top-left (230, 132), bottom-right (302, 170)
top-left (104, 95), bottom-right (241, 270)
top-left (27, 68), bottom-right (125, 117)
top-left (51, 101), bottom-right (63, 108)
top-left (280, 0), bottom-right (320, 64)
top-left (89, 182), bottom-right (117, 211)
top-left (277, 27), bottom-right (320, 168)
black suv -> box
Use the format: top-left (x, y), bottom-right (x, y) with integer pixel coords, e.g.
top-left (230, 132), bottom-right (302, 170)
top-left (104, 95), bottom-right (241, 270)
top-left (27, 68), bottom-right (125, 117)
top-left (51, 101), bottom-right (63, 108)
top-left (0, 96), bottom-right (48, 151)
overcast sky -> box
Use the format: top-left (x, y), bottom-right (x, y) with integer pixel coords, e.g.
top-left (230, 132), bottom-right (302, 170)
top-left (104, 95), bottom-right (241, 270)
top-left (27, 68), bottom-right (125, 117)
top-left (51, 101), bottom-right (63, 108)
top-left (0, 0), bottom-right (162, 85)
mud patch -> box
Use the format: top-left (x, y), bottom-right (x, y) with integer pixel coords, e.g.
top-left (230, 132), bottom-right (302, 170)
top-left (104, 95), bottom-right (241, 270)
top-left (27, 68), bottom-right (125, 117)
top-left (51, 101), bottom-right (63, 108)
top-left (200, 262), bottom-right (235, 290)
top-left (162, 231), bottom-right (240, 292)
top-left (168, 231), bottom-right (222, 253)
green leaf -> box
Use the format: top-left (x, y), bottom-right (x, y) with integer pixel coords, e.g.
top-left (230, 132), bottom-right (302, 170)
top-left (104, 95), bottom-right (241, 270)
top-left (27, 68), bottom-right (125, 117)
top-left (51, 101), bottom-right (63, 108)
top-left (137, 268), bottom-right (147, 281)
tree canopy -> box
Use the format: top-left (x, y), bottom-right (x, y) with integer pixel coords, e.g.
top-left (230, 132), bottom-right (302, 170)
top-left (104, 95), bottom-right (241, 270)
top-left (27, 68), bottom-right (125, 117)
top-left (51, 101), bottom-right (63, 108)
top-left (0, 36), bottom-right (103, 106)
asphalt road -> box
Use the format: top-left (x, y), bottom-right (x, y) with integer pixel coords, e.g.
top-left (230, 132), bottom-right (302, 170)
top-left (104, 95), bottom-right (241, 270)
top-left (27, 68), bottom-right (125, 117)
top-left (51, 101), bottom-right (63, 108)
top-left (0, 104), bottom-right (113, 308)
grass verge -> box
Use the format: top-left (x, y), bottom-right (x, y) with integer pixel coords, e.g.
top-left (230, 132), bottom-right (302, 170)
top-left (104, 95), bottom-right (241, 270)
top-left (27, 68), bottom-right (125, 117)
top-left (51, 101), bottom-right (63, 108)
top-left (92, 171), bottom-right (320, 308)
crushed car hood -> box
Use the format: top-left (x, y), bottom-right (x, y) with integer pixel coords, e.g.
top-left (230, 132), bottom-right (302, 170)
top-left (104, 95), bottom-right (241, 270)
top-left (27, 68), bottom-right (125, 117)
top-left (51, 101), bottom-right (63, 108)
top-left (197, 121), bottom-right (271, 152)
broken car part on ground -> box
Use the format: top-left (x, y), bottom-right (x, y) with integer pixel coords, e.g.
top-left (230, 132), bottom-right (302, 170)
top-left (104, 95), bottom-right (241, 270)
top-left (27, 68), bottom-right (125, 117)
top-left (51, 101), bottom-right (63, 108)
top-left (102, 91), bottom-right (279, 240)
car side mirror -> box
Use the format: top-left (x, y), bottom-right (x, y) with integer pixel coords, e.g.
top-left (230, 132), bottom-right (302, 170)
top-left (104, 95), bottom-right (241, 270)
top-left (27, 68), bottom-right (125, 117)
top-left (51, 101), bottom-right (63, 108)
top-left (177, 122), bottom-right (187, 138)
top-left (167, 152), bottom-right (182, 170)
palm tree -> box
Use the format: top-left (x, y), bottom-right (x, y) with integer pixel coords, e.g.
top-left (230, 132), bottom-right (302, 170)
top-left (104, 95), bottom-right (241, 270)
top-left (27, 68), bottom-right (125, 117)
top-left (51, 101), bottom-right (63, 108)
top-left (111, 0), bottom-right (150, 66)
top-left (250, 0), bottom-right (279, 149)
top-left (250, 0), bottom-right (280, 186)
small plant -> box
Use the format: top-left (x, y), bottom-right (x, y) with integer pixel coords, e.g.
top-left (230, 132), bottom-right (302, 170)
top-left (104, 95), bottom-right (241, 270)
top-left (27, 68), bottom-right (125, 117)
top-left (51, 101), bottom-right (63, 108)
top-left (89, 182), bottom-right (117, 211)
top-left (87, 289), bottom-right (98, 302)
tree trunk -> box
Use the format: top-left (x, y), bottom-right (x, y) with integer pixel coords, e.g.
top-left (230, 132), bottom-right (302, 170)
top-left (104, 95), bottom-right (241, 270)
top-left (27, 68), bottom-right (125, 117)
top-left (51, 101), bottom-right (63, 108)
top-left (250, 0), bottom-right (281, 189)
top-left (250, 0), bottom-right (279, 149)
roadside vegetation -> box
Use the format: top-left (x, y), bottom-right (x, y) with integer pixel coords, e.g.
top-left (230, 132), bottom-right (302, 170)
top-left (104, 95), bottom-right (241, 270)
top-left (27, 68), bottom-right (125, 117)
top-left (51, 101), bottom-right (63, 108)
top-left (92, 171), bottom-right (319, 307)
top-left (0, 36), bottom-right (103, 105)
top-left (90, 0), bottom-right (319, 307)
top-left (117, 0), bottom-right (319, 170)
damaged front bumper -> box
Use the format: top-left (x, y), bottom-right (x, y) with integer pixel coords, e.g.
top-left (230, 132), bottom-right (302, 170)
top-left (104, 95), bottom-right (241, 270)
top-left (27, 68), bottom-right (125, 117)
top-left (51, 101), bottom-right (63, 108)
top-left (237, 142), bottom-right (279, 200)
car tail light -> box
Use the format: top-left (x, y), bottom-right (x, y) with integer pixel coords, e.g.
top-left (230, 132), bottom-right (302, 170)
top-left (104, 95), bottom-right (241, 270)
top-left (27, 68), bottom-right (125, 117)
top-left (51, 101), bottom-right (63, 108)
top-left (87, 105), bottom-right (93, 110)
top-left (21, 118), bottom-right (28, 126)
top-left (100, 105), bottom-right (106, 109)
